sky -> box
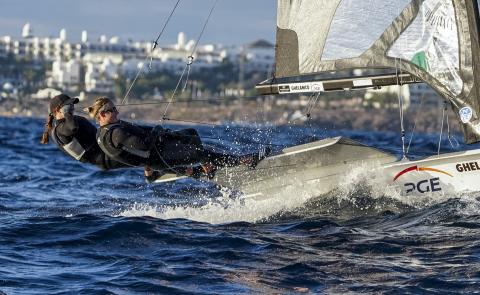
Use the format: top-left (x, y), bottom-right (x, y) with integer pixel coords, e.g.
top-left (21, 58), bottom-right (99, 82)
top-left (0, 0), bottom-right (276, 45)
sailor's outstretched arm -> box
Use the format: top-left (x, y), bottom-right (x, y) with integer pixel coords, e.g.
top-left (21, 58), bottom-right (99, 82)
top-left (56, 112), bottom-right (79, 137)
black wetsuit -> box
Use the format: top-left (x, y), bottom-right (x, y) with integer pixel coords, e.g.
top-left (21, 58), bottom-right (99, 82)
top-left (96, 120), bottom-right (241, 170)
top-left (51, 114), bottom-right (128, 170)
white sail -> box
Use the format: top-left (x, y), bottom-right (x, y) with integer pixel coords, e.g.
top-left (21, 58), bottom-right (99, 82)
top-left (387, 0), bottom-right (462, 95)
top-left (259, 0), bottom-right (480, 144)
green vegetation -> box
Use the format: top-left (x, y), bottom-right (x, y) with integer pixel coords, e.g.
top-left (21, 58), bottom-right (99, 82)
top-left (0, 53), bottom-right (47, 93)
top-left (114, 60), bottom-right (268, 100)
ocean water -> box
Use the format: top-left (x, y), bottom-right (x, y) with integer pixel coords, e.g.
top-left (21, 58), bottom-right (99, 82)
top-left (1, 116), bottom-right (480, 294)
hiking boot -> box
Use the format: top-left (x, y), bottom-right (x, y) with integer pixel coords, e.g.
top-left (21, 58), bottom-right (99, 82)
top-left (201, 162), bottom-right (217, 179)
top-left (145, 170), bottom-right (163, 183)
top-left (184, 165), bottom-right (204, 179)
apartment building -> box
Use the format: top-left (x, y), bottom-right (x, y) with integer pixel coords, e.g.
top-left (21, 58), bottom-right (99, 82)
top-left (1, 23), bottom-right (276, 94)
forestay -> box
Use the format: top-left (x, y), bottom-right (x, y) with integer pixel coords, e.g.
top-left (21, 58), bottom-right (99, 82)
top-left (259, 0), bottom-right (480, 144)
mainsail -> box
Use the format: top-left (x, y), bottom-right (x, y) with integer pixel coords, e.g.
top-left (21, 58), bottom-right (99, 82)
top-left (257, 0), bottom-right (480, 144)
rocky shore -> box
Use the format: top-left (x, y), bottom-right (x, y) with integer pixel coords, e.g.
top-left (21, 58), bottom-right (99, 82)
top-left (0, 97), bottom-right (461, 135)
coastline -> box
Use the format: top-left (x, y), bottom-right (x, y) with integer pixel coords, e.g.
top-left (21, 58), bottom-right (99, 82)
top-left (0, 97), bottom-right (461, 135)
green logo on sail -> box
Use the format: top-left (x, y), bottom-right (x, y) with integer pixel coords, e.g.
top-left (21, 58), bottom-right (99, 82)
top-left (411, 51), bottom-right (429, 71)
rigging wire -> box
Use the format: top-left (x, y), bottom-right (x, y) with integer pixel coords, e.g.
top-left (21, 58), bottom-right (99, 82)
top-left (438, 100), bottom-right (447, 156)
top-left (160, 63), bottom-right (190, 121)
top-left (406, 95), bottom-right (425, 155)
top-left (162, 116), bottom-right (219, 126)
top-left (76, 95), bottom-right (280, 147)
top-left (121, 0), bottom-right (182, 105)
top-left (161, 0), bottom-right (220, 124)
top-left (305, 92), bottom-right (321, 119)
top-left (437, 100), bottom-right (460, 155)
top-left (141, 0), bottom-right (219, 176)
top-left (395, 57), bottom-right (407, 160)
top-left (182, 56), bottom-right (195, 92)
top-left (118, 0), bottom-right (194, 178)
top-left (394, 3), bottom-right (408, 160)
top-left (116, 95), bottom-right (261, 107)
top-left (161, 118), bottom-right (280, 147)
top-left (445, 101), bottom-right (460, 149)
top-left (149, 0), bottom-right (182, 68)
top-left (305, 92), bottom-right (321, 140)
top-left (288, 92), bottom-right (321, 124)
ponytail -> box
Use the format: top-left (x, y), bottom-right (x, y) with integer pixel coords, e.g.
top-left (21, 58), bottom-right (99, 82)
top-left (40, 113), bottom-right (55, 144)
top-left (85, 106), bottom-right (95, 118)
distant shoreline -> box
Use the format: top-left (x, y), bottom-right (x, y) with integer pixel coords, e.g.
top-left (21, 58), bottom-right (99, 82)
top-left (0, 98), bottom-right (462, 136)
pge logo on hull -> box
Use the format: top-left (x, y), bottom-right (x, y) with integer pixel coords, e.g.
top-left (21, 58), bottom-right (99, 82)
top-left (393, 166), bottom-right (453, 194)
top-left (404, 178), bottom-right (441, 194)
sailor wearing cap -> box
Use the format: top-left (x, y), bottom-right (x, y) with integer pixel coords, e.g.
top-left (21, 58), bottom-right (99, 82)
top-left (40, 93), bottom-right (128, 170)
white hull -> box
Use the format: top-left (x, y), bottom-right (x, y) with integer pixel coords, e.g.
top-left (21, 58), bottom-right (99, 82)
top-left (156, 137), bottom-right (480, 200)
top-left (216, 137), bottom-right (397, 200)
top-left (383, 149), bottom-right (480, 196)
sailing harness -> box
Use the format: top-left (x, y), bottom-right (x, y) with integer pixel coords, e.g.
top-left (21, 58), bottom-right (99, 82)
top-left (51, 123), bottom-right (90, 161)
top-left (96, 121), bottom-right (152, 167)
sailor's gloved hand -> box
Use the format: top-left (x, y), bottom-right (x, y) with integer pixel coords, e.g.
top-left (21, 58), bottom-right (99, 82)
top-left (60, 104), bottom-right (74, 115)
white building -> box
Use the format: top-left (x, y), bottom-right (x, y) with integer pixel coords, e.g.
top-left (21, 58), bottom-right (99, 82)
top-left (47, 58), bottom-right (81, 92)
top-left (224, 39), bottom-right (274, 75)
top-left (84, 53), bottom-right (123, 93)
top-left (0, 24), bottom-right (146, 62)
top-left (148, 32), bottom-right (225, 76)
top-left (31, 88), bottom-right (62, 100)
top-left (0, 24), bottom-right (276, 94)
top-left (243, 40), bottom-right (275, 74)
top-left (22, 23), bottom-right (33, 39)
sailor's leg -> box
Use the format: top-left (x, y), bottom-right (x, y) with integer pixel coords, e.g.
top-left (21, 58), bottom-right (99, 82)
top-left (167, 128), bottom-right (203, 148)
top-left (202, 146), bottom-right (272, 168)
top-left (238, 146), bottom-right (272, 168)
top-left (201, 150), bottom-right (242, 167)
top-left (102, 155), bottom-right (132, 170)
top-left (150, 133), bottom-right (204, 168)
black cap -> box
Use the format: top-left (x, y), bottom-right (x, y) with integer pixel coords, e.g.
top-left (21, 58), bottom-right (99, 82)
top-left (49, 94), bottom-right (79, 113)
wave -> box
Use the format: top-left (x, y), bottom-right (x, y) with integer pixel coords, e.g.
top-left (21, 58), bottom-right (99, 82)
top-left (117, 161), bottom-right (480, 224)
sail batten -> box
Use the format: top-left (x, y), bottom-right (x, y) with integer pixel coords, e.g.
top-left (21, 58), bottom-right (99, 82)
top-left (263, 0), bottom-right (480, 144)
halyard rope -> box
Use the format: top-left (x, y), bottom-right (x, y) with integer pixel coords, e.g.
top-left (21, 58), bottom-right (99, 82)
top-left (438, 101), bottom-right (447, 156)
top-left (395, 57), bottom-right (407, 160)
top-left (161, 0), bottom-right (220, 124)
top-left (121, 0), bottom-right (182, 105)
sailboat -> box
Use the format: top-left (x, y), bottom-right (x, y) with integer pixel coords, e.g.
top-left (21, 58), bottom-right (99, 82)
top-left (159, 0), bottom-right (480, 199)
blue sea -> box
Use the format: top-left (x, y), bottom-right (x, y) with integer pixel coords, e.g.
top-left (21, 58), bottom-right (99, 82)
top-left (1, 116), bottom-right (480, 294)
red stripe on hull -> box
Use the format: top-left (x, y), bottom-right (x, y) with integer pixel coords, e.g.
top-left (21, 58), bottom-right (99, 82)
top-left (393, 166), bottom-right (418, 181)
